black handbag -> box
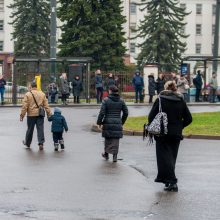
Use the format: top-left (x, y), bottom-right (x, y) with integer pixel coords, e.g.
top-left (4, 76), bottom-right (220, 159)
top-left (30, 92), bottom-right (45, 117)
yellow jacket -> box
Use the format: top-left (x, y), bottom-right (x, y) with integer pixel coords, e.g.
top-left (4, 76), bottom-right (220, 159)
top-left (20, 89), bottom-right (52, 117)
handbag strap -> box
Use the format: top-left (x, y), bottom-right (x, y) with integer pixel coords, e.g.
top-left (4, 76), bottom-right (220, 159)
top-left (158, 96), bottom-right (162, 113)
top-left (30, 91), bottom-right (40, 108)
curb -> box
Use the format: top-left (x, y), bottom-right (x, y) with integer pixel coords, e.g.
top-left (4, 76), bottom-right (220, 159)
top-left (91, 124), bottom-right (220, 140)
top-left (1, 102), bottom-right (220, 108)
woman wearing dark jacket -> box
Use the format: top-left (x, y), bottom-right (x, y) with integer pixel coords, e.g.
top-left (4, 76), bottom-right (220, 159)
top-left (97, 85), bottom-right (128, 162)
top-left (156, 73), bottom-right (165, 94)
top-left (148, 81), bottom-right (192, 192)
top-left (72, 75), bottom-right (83, 103)
top-left (148, 74), bottom-right (156, 103)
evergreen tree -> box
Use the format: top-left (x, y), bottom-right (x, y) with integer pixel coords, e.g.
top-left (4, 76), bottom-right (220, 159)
top-left (58, 0), bottom-right (126, 70)
top-left (136, 0), bottom-right (189, 72)
top-left (9, 0), bottom-right (50, 57)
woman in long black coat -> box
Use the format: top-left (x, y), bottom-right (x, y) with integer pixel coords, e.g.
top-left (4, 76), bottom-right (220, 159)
top-left (148, 81), bottom-right (192, 192)
top-left (97, 85), bottom-right (128, 162)
top-left (148, 74), bottom-right (156, 103)
top-left (72, 75), bottom-right (83, 103)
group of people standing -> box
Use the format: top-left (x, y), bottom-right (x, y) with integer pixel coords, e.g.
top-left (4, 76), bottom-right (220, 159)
top-left (48, 73), bottom-right (83, 105)
top-left (146, 72), bottom-right (190, 104)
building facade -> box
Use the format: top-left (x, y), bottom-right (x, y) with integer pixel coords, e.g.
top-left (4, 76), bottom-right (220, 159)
top-left (125, 0), bottom-right (217, 62)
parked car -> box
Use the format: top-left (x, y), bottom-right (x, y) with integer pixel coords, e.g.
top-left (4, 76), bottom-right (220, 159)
top-left (5, 82), bottom-right (28, 94)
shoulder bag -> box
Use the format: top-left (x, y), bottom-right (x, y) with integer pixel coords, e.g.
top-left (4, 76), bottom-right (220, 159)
top-left (30, 92), bottom-right (45, 117)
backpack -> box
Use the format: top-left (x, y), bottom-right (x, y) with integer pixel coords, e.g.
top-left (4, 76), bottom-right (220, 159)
top-left (143, 96), bottom-right (168, 143)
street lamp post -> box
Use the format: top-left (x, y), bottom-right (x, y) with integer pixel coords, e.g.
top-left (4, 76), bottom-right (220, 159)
top-left (213, 0), bottom-right (220, 72)
top-left (50, 0), bottom-right (57, 81)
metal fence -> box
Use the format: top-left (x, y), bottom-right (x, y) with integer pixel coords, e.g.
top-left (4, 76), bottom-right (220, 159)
top-left (4, 59), bottom-right (136, 104)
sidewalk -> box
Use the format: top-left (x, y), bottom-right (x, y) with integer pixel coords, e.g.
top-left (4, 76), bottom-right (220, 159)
top-left (1, 101), bottom-right (220, 108)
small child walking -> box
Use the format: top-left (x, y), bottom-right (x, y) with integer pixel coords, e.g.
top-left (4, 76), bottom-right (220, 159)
top-left (48, 107), bottom-right (68, 151)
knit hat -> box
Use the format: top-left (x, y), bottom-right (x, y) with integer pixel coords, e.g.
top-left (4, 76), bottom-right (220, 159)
top-left (54, 107), bottom-right (61, 113)
top-left (109, 85), bottom-right (119, 94)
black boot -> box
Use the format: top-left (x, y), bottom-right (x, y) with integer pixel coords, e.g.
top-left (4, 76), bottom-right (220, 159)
top-left (102, 152), bottom-right (109, 160)
top-left (113, 154), bottom-right (117, 162)
top-left (164, 183), bottom-right (178, 192)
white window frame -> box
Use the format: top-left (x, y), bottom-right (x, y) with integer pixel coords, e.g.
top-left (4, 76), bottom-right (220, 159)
top-left (130, 3), bottom-right (136, 15)
top-left (196, 4), bottom-right (202, 15)
top-left (196, 44), bottom-right (201, 54)
top-left (196, 24), bottom-right (202, 35)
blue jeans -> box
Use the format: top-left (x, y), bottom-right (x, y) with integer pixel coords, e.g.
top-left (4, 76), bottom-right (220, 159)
top-left (0, 87), bottom-right (5, 103)
top-left (135, 86), bottom-right (143, 102)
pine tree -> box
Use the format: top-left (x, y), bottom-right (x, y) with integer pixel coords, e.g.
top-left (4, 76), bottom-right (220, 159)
top-left (9, 0), bottom-right (50, 57)
top-left (58, 0), bottom-right (126, 70)
top-left (136, 0), bottom-right (189, 72)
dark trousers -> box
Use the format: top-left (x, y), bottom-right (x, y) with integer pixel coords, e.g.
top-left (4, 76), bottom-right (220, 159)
top-left (195, 89), bottom-right (201, 102)
top-left (25, 116), bottom-right (45, 146)
top-left (96, 87), bottom-right (103, 103)
top-left (155, 137), bottom-right (180, 184)
top-left (149, 95), bottom-right (153, 103)
top-left (53, 132), bottom-right (63, 143)
top-left (74, 96), bottom-right (80, 103)
top-left (209, 88), bottom-right (216, 103)
top-left (61, 94), bottom-right (68, 103)
top-left (135, 86), bottom-right (143, 102)
top-left (0, 87), bottom-right (5, 103)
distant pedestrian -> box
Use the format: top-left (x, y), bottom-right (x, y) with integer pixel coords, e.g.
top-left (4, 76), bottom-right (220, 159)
top-left (170, 72), bottom-right (178, 84)
top-left (97, 85), bottom-right (128, 162)
top-left (0, 74), bottom-right (6, 105)
top-left (20, 81), bottom-right (52, 150)
top-left (209, 72), bottom-right (218, 103)
top-left (95, 69), bottom-right (104, 104)
top-left (177, 75), bottom-right (190, 102)
top-left (72, 75), bottom-right (83, 103)
top-left (105, 73), bottom-right (115, 91)
top-left (48, 83), bottom-right (58, 104)
top-left (148, 73), bottom-right (156, 103)
top-left (132, 70), bottom-right (144, 103)
top-left (60, 73), bottom-right (70, 105)
top-left (156, 73), bottom-right (165, 95)
top-left (148, 81), bottom-right (192, 192)
top-left (193, 70), bottom-right (203, 102)
top-left (48, 107), bottom-right (68, 151)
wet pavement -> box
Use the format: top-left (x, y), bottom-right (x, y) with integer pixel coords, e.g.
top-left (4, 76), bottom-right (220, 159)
top-left (0, 106), bottom-right (220, 220)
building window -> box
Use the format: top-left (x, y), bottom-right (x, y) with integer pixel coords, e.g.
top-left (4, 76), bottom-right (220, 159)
top-left (213, 4), bottom-right (216, 16)
top-left (180, 3), bottom-right (186, 10)
top-left (0, 0), bottom-right (4, 11)
top-left (212, 24), bottom-right (215, 35)
top-left (196, 44), bottom-right (201, 54)
top-left (130, 22), bottom-right (136, 33)
top-left (130, 3), bottom-right (136, 15)
top-left (212, 44), bottom-right (214, 54)
top-left (180, 26), bottom-right (185, 35)
top-left (130, 43), bottom-right (136, 53)
top-left (0, 20), bottom-right (3, 31)
top-left (0, 41), bottom-right (3, 51)
top-left (196, 4), bottom-right (202, 15)
top-left (196, 24), bottom-right (202, 35)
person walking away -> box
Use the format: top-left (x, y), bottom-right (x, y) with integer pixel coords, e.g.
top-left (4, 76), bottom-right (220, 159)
top-left (156, 73), bottom-right (165, 95)
top-left (48, 107), bottom-right (68, 151)
top-left (97, 85), bottom-right (128, 162)
top-left (72, 75), bottom-right (83, 103)
top-left (0, 74), bottom-right (6, 105)
top-left (193, 70), bottom-right (203, 102)
top-left (20, 81), bottom-right (52, 150)
top-left (132, 70), bottom-right (144, 103)
top-left (209, 72), bottom-right (218, 103)
top-left (95, 69), bottom-right (104, 104)
top-left (177, 75), bottom-right (190, 102)
top-left (148, 73), bottom-right (156, 103)
top-left (148, 81), bottom-right (192, 192)
top-left (60, 73), bottom-right (70, 105)
top-left (105, 73), bottom-right (115, 91)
